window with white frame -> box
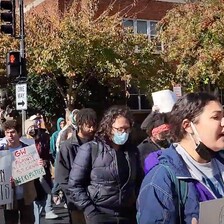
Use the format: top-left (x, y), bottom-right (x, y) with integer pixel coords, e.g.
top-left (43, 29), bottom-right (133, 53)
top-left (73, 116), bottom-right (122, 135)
top-left (123, 19), bottom-right (162, 51)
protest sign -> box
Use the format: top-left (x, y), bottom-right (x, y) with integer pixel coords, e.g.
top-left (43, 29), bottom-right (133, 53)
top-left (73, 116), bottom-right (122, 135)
top-left (199, 197), bottom-right (224, 224)
top-left (0, 151), bottom-right (12, 205)
top-left (20, 137), bottom-right (35, 146)
top-left (152, 89), bottom-right (177, 113)
top-left (12, 144), bottom-right (45, 185)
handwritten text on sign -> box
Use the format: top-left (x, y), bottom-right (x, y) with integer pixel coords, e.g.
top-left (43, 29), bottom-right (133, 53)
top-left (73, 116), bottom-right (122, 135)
top-left (0, 151), bottom-right (12, 205)
top-left (12, 145), bottom-right (45, 185)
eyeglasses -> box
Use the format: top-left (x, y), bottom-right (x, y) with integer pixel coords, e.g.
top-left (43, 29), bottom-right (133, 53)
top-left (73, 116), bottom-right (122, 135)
top-left (112, 126), bottom-right (131, 134)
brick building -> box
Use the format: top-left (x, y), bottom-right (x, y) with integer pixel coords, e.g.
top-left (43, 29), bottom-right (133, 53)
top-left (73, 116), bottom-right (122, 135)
top-left (23, 0), bottom-right (184, 109)
top-left (23, 0), bottom-right (184, 37)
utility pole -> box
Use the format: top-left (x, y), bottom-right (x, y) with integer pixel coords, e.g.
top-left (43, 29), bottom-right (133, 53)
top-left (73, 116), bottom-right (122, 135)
top-left (18, 0), bottom-right (27, 135)
top-left (0, 0), bottom-right (27, 134)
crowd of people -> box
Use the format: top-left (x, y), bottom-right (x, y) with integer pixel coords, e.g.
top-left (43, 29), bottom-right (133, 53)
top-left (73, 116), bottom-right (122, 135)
top-left (0, 91), bottom-right (224, 224)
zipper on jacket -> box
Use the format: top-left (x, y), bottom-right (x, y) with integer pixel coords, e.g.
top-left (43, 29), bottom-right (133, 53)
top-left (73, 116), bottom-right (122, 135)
top-left (113, 149), bottom-right (122, 206)
top-left (121, 151), bottom-right (132, 191)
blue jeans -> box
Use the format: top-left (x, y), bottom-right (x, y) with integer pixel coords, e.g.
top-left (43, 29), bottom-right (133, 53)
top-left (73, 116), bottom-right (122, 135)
top-left (33, 194), bottom-right (53, 224)
top-left (39, 176), bottom-right (53, 213)
top-left (45, 193), bottom-right (53, 213)
top-left (33, 199), bottom-right (46, 224)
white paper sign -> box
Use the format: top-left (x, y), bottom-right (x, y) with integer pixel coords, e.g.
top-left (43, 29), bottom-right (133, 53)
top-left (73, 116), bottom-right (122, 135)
top-left (12, 144), bottom-right (45, 186)
top-left (0, 151), bottom-right (12, 205)
top-left (199, 197), bottom-right (224, 224)
top-left (152, 89), bottom-right (177, 113)
top-left (173, 84), bottom-right (182, 98)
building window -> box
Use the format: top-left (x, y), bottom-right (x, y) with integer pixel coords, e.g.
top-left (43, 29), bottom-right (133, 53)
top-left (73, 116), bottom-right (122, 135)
top-left (123, 19), bottom-right (162, 51)
top-left (126, 86), bottom-right (151, 111)
top-left (137, 21), bottom-right (147, 34)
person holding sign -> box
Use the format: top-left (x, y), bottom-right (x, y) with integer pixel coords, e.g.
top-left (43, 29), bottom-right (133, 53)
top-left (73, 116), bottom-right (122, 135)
top-left (137, 92), bottom-right (224, 224)
top-left (0, 120), bottom-right (37, 224)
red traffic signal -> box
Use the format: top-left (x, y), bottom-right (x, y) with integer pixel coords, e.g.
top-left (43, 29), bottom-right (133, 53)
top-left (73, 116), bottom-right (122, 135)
top-left (6, 51), bottom-right (21, 78)
top-left (9, 53), bottom-right (15, 63)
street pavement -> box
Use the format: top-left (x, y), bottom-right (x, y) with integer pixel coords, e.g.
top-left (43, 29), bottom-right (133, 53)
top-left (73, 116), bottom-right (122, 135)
top-left (40, 203), bottom-right (70, 224)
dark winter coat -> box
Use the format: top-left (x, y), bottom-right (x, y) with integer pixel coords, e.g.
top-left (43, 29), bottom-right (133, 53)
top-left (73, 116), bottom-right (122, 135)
top-left (137, 137), bottom-right (160, 169)
top-left (55, 131), bottom-right (82, 209)
top-left (68, 139), bottom-right (143, 219)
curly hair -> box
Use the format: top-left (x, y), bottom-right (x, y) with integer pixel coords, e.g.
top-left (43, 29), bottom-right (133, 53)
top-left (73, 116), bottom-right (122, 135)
top-left (169, 92), bottom-right (219, 142)
top-left (76, 108), bottom-right (97, 127)
top-left (95, 105), bottom-right (134, 141)
top-left (2, 119), bottom-right (21, 133)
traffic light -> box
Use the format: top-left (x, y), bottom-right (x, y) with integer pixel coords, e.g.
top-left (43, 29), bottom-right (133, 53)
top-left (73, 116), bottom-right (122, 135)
top-left (6, 51), bottom-right (20, 78)
top-left (0, 0), bottom-right (16, 36)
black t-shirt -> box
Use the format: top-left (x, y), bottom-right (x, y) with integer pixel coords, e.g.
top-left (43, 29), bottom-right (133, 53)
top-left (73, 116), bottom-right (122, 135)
top-left (116, 149), bottom-right (129, 187)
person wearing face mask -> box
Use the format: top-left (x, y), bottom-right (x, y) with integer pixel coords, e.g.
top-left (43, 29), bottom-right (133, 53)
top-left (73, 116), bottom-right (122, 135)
top-left (68, 105), bottom-right (144, 224)
top-left (137, 92), bottom-right (224, 224)
top-left (25, 115), bottom-right (59, 222)
top-left (137, 112), bottom-right (171, 169)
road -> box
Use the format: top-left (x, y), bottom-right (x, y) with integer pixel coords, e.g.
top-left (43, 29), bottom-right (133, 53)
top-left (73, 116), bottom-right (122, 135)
top-left (40, 204), bottom-right (70, 224)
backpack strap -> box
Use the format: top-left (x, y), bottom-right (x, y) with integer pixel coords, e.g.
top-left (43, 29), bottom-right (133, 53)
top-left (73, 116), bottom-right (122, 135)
top-left (91, 141), bottom-right (100, 166)
top-left (161, 164), bottom-right (188, 224)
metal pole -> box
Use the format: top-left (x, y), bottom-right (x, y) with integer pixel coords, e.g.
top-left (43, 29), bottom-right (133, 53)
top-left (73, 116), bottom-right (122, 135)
top-left (19, 0), bottom-right (26, 135)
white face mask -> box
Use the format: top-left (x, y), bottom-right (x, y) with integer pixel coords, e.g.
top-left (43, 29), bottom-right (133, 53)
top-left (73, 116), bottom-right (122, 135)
top-left (190, 122), bottom-right (213, 160)
top-left (190, 122), bottom-right (201, 146)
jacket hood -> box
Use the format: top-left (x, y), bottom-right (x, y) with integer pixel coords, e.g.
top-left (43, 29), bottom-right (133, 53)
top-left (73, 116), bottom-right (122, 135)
top-left (57, 117), bottom-right (65, 131)
top-left (144, 144), bottom-right (192, 178)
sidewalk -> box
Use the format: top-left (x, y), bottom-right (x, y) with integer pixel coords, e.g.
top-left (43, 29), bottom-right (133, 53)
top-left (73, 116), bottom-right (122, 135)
top-left (40, 203), bottom-right (69, 224)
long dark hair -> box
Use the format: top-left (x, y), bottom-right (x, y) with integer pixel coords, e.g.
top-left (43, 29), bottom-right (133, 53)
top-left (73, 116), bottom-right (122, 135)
top-left (95, 105), bottom-right (134, 141)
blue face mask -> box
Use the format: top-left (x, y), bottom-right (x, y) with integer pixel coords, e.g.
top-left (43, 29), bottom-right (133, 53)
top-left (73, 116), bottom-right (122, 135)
top-left (112, 132), bottom-right (129, 145)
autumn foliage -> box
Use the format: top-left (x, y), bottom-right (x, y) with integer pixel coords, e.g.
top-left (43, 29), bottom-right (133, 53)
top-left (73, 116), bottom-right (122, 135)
top-left (159, 0), bottom-right (224, 88)
top-left (24, 1), bottom-right (162, 108)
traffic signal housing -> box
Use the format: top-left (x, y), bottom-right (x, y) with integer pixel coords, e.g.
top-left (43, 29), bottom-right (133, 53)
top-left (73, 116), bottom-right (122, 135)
top-left (0, 0), bottom-right (16, 36)
top-left (6, 51), bottom-right (20, 78)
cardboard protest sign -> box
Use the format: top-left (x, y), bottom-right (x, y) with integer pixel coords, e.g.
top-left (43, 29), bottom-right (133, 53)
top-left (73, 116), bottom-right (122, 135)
top-left (152, 89), bottom-right (177, 113)
top-left (199, 197), bottom-right (224, 224)
top-left (12, 144), bottom-right (45, 186)
top-left (0, 151), bottom-right (12, 205)
top-left (20, 137), bottom-right (35, 146)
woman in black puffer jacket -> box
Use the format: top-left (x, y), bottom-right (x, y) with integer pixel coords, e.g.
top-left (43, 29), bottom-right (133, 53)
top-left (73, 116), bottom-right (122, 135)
top-left (68, 105), bottom-right (143, 224)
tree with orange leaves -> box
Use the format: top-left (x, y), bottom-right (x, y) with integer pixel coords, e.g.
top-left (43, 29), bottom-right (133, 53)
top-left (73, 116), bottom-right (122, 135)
top-left (159, 0), bottom-right (224, 90)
